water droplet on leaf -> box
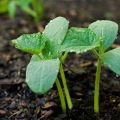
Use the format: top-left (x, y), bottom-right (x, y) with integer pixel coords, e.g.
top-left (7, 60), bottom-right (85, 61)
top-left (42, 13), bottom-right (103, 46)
top-left (116, 74), bottom-right (119, 77)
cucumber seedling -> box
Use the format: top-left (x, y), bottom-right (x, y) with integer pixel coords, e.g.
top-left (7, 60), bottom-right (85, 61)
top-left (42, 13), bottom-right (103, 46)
top-left (61, 20), bottom-right (119, 113)
top-left (11, 17), bottom-right (100, 112)
top-left (12, 17), bottom-right (72, 113)
top-left (89, 20), bottom-right (119, 113)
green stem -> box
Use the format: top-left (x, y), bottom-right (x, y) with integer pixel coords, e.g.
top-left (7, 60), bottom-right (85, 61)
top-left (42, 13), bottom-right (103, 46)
top-left (94, 59), bottom-right (102, 113)
top-left (55, 78), bottom-right (66, 113)
top-left (92, 49), bottom-right (100, 58)
top-left (61, 52), bottom-right (68, 63)
top-left (39, 52), bottom-right (44, 59)
top-left (60, 64), bottom-right (73, 110)
top-left (24, 7), bottom-right (36, 18)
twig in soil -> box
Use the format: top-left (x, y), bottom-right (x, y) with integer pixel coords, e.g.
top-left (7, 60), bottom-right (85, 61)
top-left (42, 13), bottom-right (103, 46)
top-left (0, 79), bottom-right (24, 85)
top-left (9, 109), bottom-right (25, 118)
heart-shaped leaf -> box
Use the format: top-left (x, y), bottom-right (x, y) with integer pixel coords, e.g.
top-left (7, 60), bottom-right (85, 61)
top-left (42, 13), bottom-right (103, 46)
top-left (61, 27), bottom-right (100, 53)
top-left (102, 47), bottom-right (120, 75)
top-left (11, 32), bottom-right (46, 54)
top-left (89, 20), bottom-right (118, 50)
top-left (42, 17), bottom-right (69, 58)
top-left (26, 55), bottom-right (60, 94)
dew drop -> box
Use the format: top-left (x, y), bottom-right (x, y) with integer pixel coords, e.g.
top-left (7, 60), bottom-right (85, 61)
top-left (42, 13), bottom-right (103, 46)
top-left (116, 74), bottom-right (119, 78)
top-left (45, 25), bottom-right (48, 29)
top-left (49, 20), bottom-right (51, 22)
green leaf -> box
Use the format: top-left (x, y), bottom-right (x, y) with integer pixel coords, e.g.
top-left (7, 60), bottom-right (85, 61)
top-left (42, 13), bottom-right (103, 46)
top-left (102, 47), bottom-right (120, 75)
top-left (42, 17), bottom-right (69, 58)
top-left (11, 33), bottom-right (46, 54)
top-left (61, 27), bottom-right (100, 53)
top-left (26, 55), bottom-right (60, 94)
top-left (8, 1), bottom-right (16, 18)
top-left (89, 20), bottom-right (118, 50)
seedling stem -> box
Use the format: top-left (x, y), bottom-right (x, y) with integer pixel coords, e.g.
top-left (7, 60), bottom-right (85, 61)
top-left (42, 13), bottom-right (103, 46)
top-left (60, 64), bottom-right (73, 110)
top-left (55, 78), bottom-right (66, 113)
top-left (94, 59), bottom-right (101, 113)
top-left (61, 52), bottom-right (68, 63)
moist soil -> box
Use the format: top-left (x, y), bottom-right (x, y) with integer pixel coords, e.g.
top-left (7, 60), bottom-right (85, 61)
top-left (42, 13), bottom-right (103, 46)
top-left (0, 0), bottom-right (120, 120)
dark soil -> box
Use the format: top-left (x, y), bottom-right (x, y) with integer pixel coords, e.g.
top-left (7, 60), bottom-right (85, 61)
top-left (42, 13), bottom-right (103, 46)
top-left (0, 0), bottom-right (120, 120)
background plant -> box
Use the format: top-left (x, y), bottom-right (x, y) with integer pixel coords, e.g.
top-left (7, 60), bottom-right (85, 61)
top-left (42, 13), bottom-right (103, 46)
top-left (0, 0), bottom-right (44, 22)
top-left (0, 0), bottom-right (8, 14)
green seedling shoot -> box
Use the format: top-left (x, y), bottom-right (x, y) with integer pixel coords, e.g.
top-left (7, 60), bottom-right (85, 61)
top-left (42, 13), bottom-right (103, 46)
top-left (11, 17), bottom-right (72, 113)
top-left (89, 20), bottom-right (119, 113)
top-left (11, 17), bottom-right (100, 113)
top-left (0, 0), bottom-right (44, 22)
top-left (62, 20), bottom-right (119, 113)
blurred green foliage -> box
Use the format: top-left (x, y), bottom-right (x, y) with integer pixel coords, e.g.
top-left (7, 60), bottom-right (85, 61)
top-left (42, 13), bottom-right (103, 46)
top-left (0, 0), bottom-right (44, 22)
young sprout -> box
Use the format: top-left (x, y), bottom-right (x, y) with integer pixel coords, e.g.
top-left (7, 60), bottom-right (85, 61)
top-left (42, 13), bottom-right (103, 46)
top-left (12, 17), bottom-right (72, 113)
top-left (11, 17), bottom-right (100, 113)
top-left (61, 20), bottom-right (119, 113)
top-left (89, 20), bottom-right (119, 113)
